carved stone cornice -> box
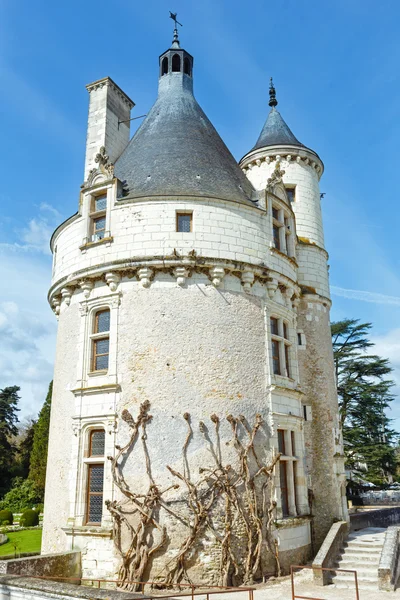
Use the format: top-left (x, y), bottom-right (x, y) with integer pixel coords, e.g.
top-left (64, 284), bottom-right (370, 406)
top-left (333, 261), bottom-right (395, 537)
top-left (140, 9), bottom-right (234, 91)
top-left (240, 146), bottom-right (324, 180)
top-left (48, 254), bottom-right (304, 309)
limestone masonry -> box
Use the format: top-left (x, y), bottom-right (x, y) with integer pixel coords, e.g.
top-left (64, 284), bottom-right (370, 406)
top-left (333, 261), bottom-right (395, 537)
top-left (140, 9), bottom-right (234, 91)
top-left (42, 27), bottom-right (348, 586)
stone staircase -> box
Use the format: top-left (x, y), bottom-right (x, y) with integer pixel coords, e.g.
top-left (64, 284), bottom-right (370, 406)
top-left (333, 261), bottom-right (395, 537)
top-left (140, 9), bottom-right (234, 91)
top-left (331, 527), bottom-right (386, 591)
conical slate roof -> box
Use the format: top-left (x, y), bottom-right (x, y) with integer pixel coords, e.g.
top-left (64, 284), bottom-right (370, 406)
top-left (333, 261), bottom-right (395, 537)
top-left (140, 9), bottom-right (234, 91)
top-left (251, 107), bottom-right (304, 151)
top-left (115, 48), bottom-right (255, 206)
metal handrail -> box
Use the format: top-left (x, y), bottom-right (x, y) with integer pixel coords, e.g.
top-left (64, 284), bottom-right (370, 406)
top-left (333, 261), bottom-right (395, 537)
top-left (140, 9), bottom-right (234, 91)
top-left (290, 565), bottom-right (359, 600)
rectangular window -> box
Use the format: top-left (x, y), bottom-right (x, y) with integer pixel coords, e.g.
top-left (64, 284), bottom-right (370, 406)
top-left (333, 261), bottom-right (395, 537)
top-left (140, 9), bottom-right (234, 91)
top-left (85, 429), bottom-right (105, 526)
top-left (273, 224), bottom-right (281, 250)
top-left (298, 333), bottom-right (302, 345)
top-left (277, 429), bottom-right (299, 518)
top-left (91, 309), bottom-right (110, 372)
top-left (89, 430), bottom-right (105, 457)
top-left (272, 207), bottom-right (280, 221)
top-left (285, 187), bottom-right (296, 203)
top-left (86, 464), bottom-right (104, 524)
top-left (270, 317), bottom-right (291, 378)
top-left (272, 340), bottom-right (281, 375)
top-left (270, 317), bottom-right (279, 336)
top-left (94, 194), bottom-right (107, 212)
top-left (176, 212), bottom-right (192, 232)
top-left (92, 216), bottom-right (106, 241)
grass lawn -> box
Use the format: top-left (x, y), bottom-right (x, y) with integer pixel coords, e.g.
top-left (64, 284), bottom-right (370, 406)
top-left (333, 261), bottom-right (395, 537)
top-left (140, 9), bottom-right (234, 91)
top-left (0, 529), bottom-right (42, 557)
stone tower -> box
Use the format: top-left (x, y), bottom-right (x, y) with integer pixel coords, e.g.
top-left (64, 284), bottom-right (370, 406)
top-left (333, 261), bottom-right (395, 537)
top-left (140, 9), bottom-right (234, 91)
top-left (42, 30), bottom-right (346, 586)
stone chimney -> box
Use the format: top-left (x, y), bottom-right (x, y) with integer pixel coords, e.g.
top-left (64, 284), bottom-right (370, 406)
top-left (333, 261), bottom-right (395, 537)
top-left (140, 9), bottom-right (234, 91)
top-left (84, 77), bottom-right (135, 180)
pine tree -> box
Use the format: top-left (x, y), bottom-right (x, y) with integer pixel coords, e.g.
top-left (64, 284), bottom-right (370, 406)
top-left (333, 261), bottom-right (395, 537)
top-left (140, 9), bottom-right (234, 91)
top-left (0, 386), bottom-right (20, 497)
top-left (332, 319), bottom-right (398, 484)
top-left (29, 382), bottom-right (52, 498)
top-left (17, 419), bottom-right (37, 479)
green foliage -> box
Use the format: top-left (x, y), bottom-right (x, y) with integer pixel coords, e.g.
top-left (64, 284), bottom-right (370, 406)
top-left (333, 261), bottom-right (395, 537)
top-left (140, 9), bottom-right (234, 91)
top-left (0, 510), bottom-right (13, 525)
top-left (0, 529), bottom-right (42, 557)
top-left (19, 509), bottom-right (39, 527)
top-left (0, 478), bottom-right (42, 512)
top-left (0, 386), bottom-right (20, 496)
top-left (29, 382), bottom-right (52, 498)
top-left (332, 319), bottom-right (398, 484)
top-left (17, 420), bottom-right (36, 479)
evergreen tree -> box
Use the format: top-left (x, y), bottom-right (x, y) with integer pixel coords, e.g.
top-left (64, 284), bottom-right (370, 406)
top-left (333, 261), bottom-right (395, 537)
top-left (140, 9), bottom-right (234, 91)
top-left (0, 386), bottom-right (20, 497)
top-left (29, 382), bottom-right (52, 498)
top-left (332, 319), bottom-right (398, 484)
top-left (17, 419), bottom-right (37, 479)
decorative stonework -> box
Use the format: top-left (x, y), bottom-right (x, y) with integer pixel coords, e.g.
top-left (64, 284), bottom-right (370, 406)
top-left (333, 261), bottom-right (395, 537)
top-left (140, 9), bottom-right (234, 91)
top-left (241, 270), bottom-right (254, 292)
top-left (173, 266), bottom-right (190, 287)
top-left (137, 267), bottom-right (153, 288)
top-left (267, 279), bottom-right (279, 300)
top-left (105, 272), bottom-right (120, 292)
top-left (61, 287), bottom-right (73, 306)
top-left (266, 163), bottom-right (286, 191)
top-left (209, 266), bottom-right (225, 287)
top-left (79, 279), bottom-right (94, 299)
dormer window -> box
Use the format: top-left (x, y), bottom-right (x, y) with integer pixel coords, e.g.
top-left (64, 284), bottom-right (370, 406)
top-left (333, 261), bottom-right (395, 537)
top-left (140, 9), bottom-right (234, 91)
top-left (90, 193), bottom-right (107, 243)
top-left (172, 54), bottom-right (181, 72)
top-left (272, 203), bottom-right (293, 257)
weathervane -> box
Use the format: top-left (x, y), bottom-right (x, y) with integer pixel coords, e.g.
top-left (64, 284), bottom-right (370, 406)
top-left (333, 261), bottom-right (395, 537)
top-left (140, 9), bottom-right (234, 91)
top-left (169, 11), bottom-right (183, 28)
top-left (169, 11), bottom-right (182, 47)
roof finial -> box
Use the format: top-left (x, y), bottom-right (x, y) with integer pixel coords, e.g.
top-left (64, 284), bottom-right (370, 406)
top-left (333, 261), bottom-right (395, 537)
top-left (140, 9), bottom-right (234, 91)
top-left (169, 11), bottom-right (182, 48)
top-left (269, 77), bottom-right (278, 108)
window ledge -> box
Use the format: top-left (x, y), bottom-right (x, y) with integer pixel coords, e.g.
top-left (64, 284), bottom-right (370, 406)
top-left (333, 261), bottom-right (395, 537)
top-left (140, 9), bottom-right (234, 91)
top-left (71, 383), bottom-right (120, 396)
top-left (80, 236), bottom-right (113, 251)
top-left (88, 370), bottom-right (108, 377)
top-left (62, 525), bottom-right (113, 538)
top-left (275, 515), bottom-right (311, 529)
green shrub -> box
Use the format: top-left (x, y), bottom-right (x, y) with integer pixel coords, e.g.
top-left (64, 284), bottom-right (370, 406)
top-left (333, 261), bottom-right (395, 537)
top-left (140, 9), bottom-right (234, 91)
top-left (33, 503), bottom-right (44, 514)
top-left (0, 510), bottom-right (13, 526)
top-left (19, 509), bottom-right (39, 527)
top-left (0, 478), bottom-right (42, 513)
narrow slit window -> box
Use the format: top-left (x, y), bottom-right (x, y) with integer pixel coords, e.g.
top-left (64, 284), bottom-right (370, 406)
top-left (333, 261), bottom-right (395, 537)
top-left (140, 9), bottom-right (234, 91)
top-left (176, 212), bottom-right (192, 232)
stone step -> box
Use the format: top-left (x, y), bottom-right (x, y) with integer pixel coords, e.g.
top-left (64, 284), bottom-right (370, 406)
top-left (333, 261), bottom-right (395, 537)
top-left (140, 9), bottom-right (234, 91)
top-left (339, 552), bottom-right (381, 564)
top-left (333, 581), bottom-right (379, 591)
top-left (336, 564), bottom-right (378, 578)
top-left (333, 572), bottom-right (379, 584)
top-left (337, 556), bottom-right (379, 571)
top-left (342, 546), bottom-right (382, 557)
top-left (345, 540), bottom-right (384, 550)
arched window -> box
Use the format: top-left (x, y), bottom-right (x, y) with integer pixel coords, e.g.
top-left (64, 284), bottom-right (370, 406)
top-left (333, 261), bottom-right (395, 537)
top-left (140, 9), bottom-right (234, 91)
top-left (91, 309), bottom-right (110, 371)
top-left (184, 57), bottom-right (191, 76)
top-left (172, 53), bottom-right (181, 72)
top-left (85, 429), bottom-right (105, 525)
top-left (161, 56), bottom-right (168, 76)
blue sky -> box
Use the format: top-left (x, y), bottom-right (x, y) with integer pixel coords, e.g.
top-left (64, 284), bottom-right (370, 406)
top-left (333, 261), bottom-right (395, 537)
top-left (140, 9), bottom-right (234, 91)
top-left (1, 0), bottom-right (400, 426)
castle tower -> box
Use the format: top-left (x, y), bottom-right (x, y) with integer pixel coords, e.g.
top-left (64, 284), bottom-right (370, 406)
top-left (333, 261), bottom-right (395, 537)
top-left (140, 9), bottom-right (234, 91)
top-left (240, 79), bottom-right (348, 547)
top-left (42, 29), bottom-right (345, 585)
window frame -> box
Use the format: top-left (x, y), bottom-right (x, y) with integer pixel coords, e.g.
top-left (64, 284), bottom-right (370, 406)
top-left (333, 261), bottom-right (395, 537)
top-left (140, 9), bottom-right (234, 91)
top-left (277, 428), bottom-right (300, 519)
top-left (84, 428), bottom-right (106, 526)
top-left (271, 202), bottom-right (293, 257)
top-left (176, 211), bottom-right (193, 233)
top-left (89, 192), bottom-right (109, 243)
top-left (270, 316), bottom-right (292, 379)
top-left (90, 309), bottom-right (110, 373)
top-left (285, 186), bottom-right (296, 204)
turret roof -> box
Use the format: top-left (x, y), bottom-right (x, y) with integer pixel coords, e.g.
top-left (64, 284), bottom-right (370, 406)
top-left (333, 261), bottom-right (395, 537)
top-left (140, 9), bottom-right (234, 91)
top-left (114, 38), bottom-right (255, 206)
top-left (251, 107), bottom-right (304, 151)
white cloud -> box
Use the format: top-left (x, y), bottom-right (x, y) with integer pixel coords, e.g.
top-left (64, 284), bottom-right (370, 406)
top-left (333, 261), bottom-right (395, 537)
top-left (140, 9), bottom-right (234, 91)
top-left (331, 286), bottom-right (400, 306)
top-left (370, 329), bottom-right (400, 430)
top-left (0, 210), bottom-right (58, 419)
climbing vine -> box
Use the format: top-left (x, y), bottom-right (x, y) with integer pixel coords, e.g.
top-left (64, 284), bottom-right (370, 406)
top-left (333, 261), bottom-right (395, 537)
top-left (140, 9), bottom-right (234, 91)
top-left (106, 402), bottom-right (281, 590)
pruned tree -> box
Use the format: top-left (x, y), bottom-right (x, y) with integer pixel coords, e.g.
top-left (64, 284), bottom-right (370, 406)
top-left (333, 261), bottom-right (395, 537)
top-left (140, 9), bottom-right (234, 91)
top-left (107, 402), bottom-right (280, 590)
